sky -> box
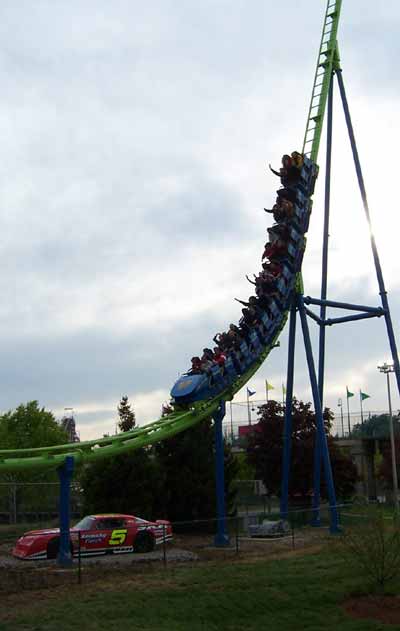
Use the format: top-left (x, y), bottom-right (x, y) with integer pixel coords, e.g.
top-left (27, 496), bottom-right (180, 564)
top-left (0, 0), bottom-right (399, 440)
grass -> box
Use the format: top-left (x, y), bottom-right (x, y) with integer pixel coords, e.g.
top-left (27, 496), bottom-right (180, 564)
top-left (0, 545), bottom-right (396, 631)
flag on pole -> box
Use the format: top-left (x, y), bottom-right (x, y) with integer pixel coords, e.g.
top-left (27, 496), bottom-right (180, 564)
top-left (360, 391), bottom-right (370, 401)
top-left (247, 388), bottom-right (256, 397)
top-left (346, 387), bottom-right (354, 398)
top-left (265, 380), bottom-right (274, 402)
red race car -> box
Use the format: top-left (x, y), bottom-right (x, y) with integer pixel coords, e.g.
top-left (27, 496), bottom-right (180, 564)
top-left (12, 513), bottom-right (173, 560)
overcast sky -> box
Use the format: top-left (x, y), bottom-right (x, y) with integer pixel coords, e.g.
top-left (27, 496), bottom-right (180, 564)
top-left (0, 1), bottom-right (399, 440)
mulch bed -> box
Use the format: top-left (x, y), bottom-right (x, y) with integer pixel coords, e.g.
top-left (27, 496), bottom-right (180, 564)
top-left (344, 595), bottom-right (400, 626)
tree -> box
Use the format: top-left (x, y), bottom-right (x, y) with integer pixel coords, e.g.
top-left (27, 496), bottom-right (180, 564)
top-left (0, 401), bottom-right (67, 449)
top-left (153, 418), bottom-right (239, 525)
top-left (81, 396), bottom-right (160, 517)
top-left (80, 450), bottom-right (164, 518)
top-left (378, 437), bottom-right (400, 491)
top-left (117, 395), bottom-right (136, 432)
top-left (0, 401), bottom-right (68, 522)
top-left (246, 399), bottom-right (358, 503)
top-left (352, 413), bottom-right (400, 440)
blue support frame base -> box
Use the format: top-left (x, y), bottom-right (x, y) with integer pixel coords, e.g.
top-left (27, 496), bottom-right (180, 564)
top-left (213, 401), bottom-right (230, 547)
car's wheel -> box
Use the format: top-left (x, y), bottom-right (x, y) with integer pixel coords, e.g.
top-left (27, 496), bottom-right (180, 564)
top-left (134, 532), bottom-right (155, 553)
top-left (46, 538), bottom-right (73, 559)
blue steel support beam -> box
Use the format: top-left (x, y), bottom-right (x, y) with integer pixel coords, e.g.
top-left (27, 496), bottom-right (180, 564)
top-left (318, 73), bottom-right (334, 403)
top-left (325, 312), bottom-right (384, 326)
top-left (304, 296), bottom-right (384, 314)
top-left (336, 69), bottom-right (400, 397)
top-left (297, 295), bottom-right (339, 533)
top-left (57, 455), bottom-right (74, 566)
top-left (304, 307), bottom-right (324, 326)
top-left (280, 304), bottom-right (297, 519)
top-left (213, 401), bottom-right (230, 547)
top-left (313, 75), bottom-right (334, 524)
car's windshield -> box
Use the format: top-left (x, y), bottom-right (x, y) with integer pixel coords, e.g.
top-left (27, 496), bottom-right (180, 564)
top-left (73, 516), bottom-right (95, 531)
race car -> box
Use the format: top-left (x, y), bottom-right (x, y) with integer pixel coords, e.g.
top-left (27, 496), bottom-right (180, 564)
top-left (12, 513), bottom-right (173, 560)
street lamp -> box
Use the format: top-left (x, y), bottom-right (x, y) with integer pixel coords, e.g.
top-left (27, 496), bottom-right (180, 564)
top-left (337, 398), bottom-right (344, 438)
top-left (377, 362), bottom-right (399, 514)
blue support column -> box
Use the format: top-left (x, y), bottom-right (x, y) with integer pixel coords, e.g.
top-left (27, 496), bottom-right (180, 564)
top-left (298, 295), bottom-right (339, 533)
top-left (280, 303), bottom-right (297, 519)
top-left (313, 74), bottom-right (334, 525)
top-left (213, 401), bottom-right (230, 547)
top-left (57, 455), bottom-right (74, 566)
top-left (336, 69), bottom-right (400, 399)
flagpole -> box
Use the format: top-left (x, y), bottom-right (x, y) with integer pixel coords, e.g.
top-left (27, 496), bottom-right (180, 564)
top-left (360, 390), bottom-right (364, 425)
top-left (266, 381), bottom-right (268, 403)
top-left (247, 389), bottom-right (251, 425)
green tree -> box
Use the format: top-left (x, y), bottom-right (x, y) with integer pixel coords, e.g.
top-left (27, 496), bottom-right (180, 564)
top-left (117, 395), bottom-right (136, 432)
top-left (246, 399), bottom-right (358, 503)
top-left (352, 413), bottom-right (400, 439)
top-left (81, 399), bottom-right (160, 518)
top-left (80, 450), bottom-right (164, 517)
top-left (153, 418), bottom-right (239, 525)
top-left (0, 401), bottom-right (68, 522)
top-left (0, 401), bottom-right (67, 449)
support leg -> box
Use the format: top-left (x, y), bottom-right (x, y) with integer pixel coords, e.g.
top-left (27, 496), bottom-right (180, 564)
top-left (336, 69), bottom-right (400, 399)
top-left (298, 295), bottom-right (339, 533)
top-left (280, 303), bottom-right (297, 519)
top-left (213, 401), bottom-right (230, 547)
top-left (57, 455), bottom-right (74, 566)
top-left (313, 74), bottom-right (334, 525)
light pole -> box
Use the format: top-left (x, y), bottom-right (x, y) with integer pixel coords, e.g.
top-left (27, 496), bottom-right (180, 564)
top-left (378, 362), bottom-right (399, 514)
top-left (337, 398), bottom-right (344, 438)
top-left (246, 390), bottom-right (252, 425)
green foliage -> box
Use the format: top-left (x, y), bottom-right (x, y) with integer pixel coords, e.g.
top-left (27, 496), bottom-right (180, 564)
top-left (81, 395), bottom-right (159, 517)
top-left (352, 413), bottom-right (400, 439)
top-left (0, 401), bottom-right (68, 521)
top-left (154, 418), bottom-right (239, 524)
top-left (80, 450), bottom-right (164, 518)
top-left (246, 399), bottom-right (358, 502)
top-left (234, 452), bottom-right (255, 480)
top-left (339, 508), bottom-right (400, 591)
top-left (117, 395), bottom-right (136, 432)
top-left (0, 401), bottom-right (67, 449)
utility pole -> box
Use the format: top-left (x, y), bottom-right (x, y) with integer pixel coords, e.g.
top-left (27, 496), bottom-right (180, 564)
top-left (378, 363), bottom-right (399, 514)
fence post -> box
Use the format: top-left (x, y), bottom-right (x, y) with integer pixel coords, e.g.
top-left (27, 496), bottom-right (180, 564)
top-left (57, 455), bottom-right (74, 567)
top-left (291, 523), bottom-right (295, 550)
top-left (78, 531), bottom-right (82, 584)
top-left (162, 524), bottom-right (167, 567)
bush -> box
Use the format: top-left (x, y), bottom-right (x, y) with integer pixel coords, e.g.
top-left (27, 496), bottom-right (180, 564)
top-left (339, 508), bottom-right (400, 591)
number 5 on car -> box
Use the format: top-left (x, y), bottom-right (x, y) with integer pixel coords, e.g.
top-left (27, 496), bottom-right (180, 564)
top-left (109, 529), bottom-right (127, 546)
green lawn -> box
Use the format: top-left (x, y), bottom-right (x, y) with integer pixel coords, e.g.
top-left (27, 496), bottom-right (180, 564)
top-left (0, 546), bottom-right (397, 631)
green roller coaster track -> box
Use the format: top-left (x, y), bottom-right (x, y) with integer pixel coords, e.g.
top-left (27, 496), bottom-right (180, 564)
top-left (0, 0), bottom-right (342, 473)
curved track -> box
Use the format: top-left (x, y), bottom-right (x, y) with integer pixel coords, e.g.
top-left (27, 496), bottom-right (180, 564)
top-left (0, 0), bottom-right (342, 474)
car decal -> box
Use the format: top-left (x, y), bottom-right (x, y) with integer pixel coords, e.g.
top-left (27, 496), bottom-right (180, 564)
top-left (109, 528), bottom-right (128, 546)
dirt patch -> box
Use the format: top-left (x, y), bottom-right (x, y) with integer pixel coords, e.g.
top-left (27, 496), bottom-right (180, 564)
top-left (344, 595), bottom-right (400, 626)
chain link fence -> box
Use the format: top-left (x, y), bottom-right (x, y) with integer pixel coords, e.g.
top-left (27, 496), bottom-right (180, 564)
top-left (0, 482), bottom-right (82, 524)
top-left (0, 502), bottom-right (366, 594)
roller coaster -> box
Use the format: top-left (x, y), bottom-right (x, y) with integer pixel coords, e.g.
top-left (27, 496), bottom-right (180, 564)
top-left (1, 0), bottom-right (400, 553)
top-left (0, 1), bottom-right (340, 473)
